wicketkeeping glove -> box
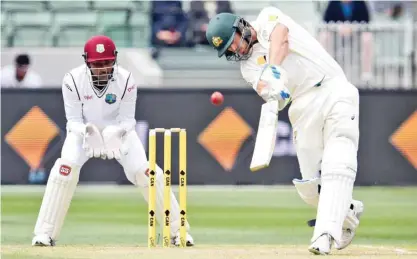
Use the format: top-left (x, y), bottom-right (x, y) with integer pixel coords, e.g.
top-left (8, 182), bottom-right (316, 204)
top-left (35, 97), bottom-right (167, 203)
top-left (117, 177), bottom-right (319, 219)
top-left (102, 125), bottom-right (129, 160)
top-left (82, 123), bottom-right (106, 159)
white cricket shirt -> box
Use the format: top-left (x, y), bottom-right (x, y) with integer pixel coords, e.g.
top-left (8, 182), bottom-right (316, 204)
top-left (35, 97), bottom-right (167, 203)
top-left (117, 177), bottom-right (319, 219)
top-left (62, 64), bottom-right (137, 134)
top-left (241, 6), bottom-right (347, 100)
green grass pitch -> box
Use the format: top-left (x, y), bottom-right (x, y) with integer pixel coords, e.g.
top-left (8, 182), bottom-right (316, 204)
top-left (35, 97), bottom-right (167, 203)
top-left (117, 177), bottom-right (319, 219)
top-left (2, 185), bottom-right (417, 258)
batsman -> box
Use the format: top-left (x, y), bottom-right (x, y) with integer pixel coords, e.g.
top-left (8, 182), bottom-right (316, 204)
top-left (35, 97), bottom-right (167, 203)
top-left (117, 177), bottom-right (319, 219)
top-left (206, 7), bottom-right (364, 255)
top-left (31, 35), bottom-right (194, 247)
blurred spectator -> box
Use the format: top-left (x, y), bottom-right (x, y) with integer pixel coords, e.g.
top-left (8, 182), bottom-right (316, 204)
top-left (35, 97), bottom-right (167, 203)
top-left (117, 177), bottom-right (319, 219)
top-left (188, 0), bottom-right (233, 45)
top-left (0, 54), bottom-right (43, 88)
top-left (372, 1), bottom-right (408, 21)
top-left (150, 1), bottom-right (190, 59)
top-left (324, 0), bottom-right (370, 23)
top-left (319, 0), bottom-right (374, 83)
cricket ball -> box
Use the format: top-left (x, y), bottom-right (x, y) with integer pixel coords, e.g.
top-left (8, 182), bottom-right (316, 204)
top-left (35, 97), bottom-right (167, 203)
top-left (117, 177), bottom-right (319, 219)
top-left (210, 91), bottom-right (224, 106)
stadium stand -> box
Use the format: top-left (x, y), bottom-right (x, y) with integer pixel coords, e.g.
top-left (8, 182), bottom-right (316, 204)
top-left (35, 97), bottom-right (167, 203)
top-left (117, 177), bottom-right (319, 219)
top-left (1, 0), bottom-right (150, 47)
top-left (1, 1), bottom-right (416, 89)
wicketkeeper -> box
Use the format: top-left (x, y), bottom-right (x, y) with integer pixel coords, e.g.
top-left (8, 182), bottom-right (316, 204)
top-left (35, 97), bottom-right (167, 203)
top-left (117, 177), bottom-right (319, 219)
top-left (32, 35), bottom-right (194, 247)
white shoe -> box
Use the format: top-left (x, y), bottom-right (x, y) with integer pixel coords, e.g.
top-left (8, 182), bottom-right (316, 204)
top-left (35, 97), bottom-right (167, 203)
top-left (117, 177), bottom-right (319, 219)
top-left (32, 234), bottom-right (55, 246)
top-left (171, 232), bottom-right (194, 247)
top-left (309, 233), bottom-right (333, 255)
top-left (335, 200), bottom-right (364, 250)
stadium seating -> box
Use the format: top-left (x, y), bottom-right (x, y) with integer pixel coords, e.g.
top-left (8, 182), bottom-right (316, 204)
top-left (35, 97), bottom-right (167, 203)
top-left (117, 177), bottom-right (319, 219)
top-left (2, 0), bottom-right (150, 47)
top-left (10, 12), bottom-right (53, 46)
top-left (92, 0), bottom-right (135, 11)
top-left (53, 12), bottom-right (97, 47)
top-left (1, 0), bottom-right (415, 89)
top-left (1, 11), bottom-right (7, 47)
top-left (48, 1), bottom-right (91, 11)
top-left (2, 1), bottom-right (46, 12)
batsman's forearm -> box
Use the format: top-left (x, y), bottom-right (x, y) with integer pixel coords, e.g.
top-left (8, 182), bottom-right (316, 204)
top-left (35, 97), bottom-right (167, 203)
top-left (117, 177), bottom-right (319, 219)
top-left (269, 24), bottom-right (289, 66)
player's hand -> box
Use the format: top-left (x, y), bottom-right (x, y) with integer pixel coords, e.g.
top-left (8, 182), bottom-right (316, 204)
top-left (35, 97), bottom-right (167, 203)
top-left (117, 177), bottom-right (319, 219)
top-left (102, 125), bottom-right (129, 160)
top-left (258, 64), bottom-right (291, 110)
top-left (82, 123), bottom-right (106, 159)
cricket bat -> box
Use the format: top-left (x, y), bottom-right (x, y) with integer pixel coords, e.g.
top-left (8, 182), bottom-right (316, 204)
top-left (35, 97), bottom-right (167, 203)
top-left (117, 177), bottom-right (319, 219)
top-left (250, 100), bottom-right (279, 172)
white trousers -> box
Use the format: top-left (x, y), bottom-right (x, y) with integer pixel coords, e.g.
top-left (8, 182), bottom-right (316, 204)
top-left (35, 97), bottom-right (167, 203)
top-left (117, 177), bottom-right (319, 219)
top-left (289, 77), bottom-right (359, 180)
top-left (289, 77), bottom-right (360, 243)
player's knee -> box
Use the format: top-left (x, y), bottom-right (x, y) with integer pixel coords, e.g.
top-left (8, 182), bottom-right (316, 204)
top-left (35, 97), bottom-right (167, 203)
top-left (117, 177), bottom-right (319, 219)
top-left (50, 158), bottom-right (81, 182)
top-left (322, 135), bottom-right (358, 178)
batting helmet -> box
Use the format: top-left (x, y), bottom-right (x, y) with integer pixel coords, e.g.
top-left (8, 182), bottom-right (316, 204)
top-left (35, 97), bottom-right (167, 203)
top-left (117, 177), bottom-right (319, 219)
top-left (206, 13), bottom-right (254, 61)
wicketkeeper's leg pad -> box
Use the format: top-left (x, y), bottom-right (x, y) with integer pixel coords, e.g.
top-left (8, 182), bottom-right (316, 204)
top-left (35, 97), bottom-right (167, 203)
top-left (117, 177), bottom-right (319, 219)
top-left (292, 177), bottom-right (321, 207)
top-left (34, 158), bottom-right (80, 240)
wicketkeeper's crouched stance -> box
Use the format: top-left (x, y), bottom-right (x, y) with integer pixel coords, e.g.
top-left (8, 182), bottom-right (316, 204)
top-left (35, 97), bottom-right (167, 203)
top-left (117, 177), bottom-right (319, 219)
top-left (206, 7), bottom-right (363, 255)
top-left (32, 35), bottom-right (194, 247)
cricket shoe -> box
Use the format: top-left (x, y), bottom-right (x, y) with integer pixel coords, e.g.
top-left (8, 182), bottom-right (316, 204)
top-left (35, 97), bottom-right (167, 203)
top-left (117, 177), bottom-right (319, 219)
top-left (32, 234), bottom-right (55, 246)
top-left (335, 200), bottom-right (364, 250)
top-left (309, 233), bottom-right (333, 255)
top-left (171, 232), bottom-right (194, 247)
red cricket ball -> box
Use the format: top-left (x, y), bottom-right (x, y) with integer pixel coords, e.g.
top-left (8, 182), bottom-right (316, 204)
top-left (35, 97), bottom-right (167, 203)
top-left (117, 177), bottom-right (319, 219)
top-left (210, 91), bottom-right (224, 106)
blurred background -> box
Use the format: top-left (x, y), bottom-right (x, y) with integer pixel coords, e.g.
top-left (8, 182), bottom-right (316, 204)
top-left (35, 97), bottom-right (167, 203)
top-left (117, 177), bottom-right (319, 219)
top-left (1, 0), bottom-right (416, 186)
top-left (1, 1), bottom-right (417, 254)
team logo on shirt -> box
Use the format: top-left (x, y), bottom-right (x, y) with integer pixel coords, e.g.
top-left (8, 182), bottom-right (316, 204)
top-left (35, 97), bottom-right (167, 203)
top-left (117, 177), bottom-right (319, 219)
top-left (268, 15), bottom-right (278, 21)
top-left (257, 56), bottom-right (266, 65)
top-left (212, 37), bottom-right (223, 48)
top-left (105, 93), bottom-right (117, 104)
top-left (96, 44), bottom-right (105, 53)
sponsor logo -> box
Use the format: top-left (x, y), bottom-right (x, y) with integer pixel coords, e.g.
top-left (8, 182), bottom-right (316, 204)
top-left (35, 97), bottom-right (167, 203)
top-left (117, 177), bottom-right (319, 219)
top-left (59, 165), bottom-right (71, 176)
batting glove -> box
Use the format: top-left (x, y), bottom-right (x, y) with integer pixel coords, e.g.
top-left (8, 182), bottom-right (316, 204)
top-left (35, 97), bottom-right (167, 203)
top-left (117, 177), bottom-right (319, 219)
top-left (258, 64), bottom-right (291, 110)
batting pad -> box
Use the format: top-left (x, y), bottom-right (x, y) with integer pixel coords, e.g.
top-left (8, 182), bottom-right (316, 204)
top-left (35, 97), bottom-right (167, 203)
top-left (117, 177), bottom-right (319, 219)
top-left (311, 170), bottom-right (355, 245)
top-left (34, 158), bottom-right (80, 240)
top-left (137, 165), bottom-right (190, 235)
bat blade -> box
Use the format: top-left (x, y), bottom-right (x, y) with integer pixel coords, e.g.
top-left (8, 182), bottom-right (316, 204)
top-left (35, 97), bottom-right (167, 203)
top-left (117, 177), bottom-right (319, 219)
top-left (250, 101), bottom-right (279, 172)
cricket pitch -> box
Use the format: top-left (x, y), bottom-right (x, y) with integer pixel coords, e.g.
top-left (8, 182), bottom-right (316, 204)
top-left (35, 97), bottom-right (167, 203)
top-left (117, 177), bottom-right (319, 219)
top-left (2, 245), bottom-right (417, 259)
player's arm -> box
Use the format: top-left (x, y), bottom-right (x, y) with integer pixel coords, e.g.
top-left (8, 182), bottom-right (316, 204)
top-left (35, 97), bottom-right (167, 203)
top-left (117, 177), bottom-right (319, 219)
top-left (117, 73), bottom-right (137, 133)
top-left (255, 7), bottom-right (292, 108)
top-left (62, 73), bottom-right (86, 135)
top-left (268, 24), bottom-right (289, 66)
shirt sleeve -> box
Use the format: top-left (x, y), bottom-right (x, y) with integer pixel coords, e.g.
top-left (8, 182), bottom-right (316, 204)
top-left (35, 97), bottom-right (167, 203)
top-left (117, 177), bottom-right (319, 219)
top-left (118, 73), bottom-right (137, 132)
top-left (256, 6), bottom-right (292, 43)
top-left (241, 64), bottom-right (269, 102)
top-left (62, 73), bottom-right (85, 135)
